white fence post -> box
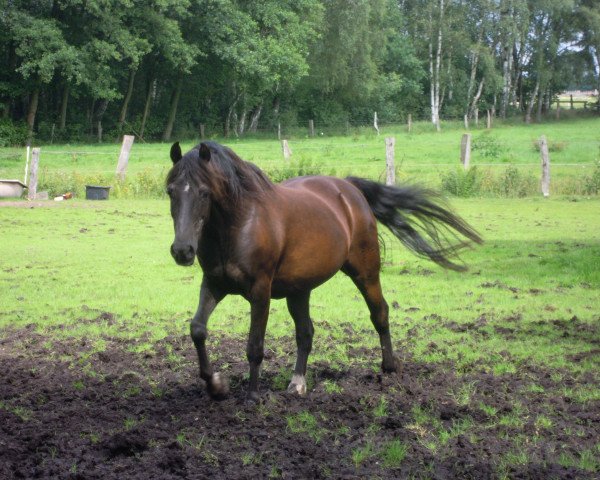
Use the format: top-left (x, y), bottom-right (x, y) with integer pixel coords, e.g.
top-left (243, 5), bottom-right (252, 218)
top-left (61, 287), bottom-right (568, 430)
top-left (461, 134), bottom-right (471, 169)
top-left (385, 137), bottom-right (395, 186)
top-left (540, 135), bottom-right (550, 197)
top-left (27, 148), bottom-right (40, 200)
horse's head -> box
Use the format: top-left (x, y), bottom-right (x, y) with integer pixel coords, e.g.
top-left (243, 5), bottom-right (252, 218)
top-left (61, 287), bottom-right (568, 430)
top-left (167, 142), bottom-right (213, 266)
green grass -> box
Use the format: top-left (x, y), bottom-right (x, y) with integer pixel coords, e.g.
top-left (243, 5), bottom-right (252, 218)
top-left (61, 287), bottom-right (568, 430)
top-left (285, 411), bottom-right (324, 443)
top-left (381, 439), bottom-right (408, 468)
top-left (0, 193), bottom-right (598, 477)
top-left (1, 116), bottom-right (599, 196)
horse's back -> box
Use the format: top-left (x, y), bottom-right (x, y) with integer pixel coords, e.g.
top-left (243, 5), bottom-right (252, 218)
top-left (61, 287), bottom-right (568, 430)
top-left (267, 176), bottom-right (379, 296)
top-left (280, 176), bottom-right (376, 232)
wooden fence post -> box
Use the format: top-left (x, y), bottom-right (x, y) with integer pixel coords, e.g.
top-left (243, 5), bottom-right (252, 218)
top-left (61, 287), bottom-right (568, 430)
top-left (277, 122), bottom-right (281, 141)
top-left (570, 94), bottom-right (574, 110)
top-left (27, 148), bottom-right (40, 200)
top-left (309, 119), bottom-right (315, 137)
top-left (486, 110), bottom-right (492, 129)
top-left (407, 114), bottom-right (412, 133)
top-left (373, 111), bottom-right (380, 135)
top-left (282, 140), bottom-right (292, 161)
top-left (199, 124), bottom-right (205, 139)
top-left (555, 101), bottom-right (561, 120)
top-left (116, 135), bottom-right (135, 181)
top-left (464, 114), bottom-right (469, 130)
top-left (461, 134), bottom-right (471, 170)
top-left (539, 135), bottom-right (550, 197)
top-left (24, 146), bottom-right (30, 185)
top-left (385, 137), bottom-right (395, 186)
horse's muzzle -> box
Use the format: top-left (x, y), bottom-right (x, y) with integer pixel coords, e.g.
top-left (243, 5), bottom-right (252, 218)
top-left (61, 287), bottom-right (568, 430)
top-left (171, 243), bottom-right (195, 266)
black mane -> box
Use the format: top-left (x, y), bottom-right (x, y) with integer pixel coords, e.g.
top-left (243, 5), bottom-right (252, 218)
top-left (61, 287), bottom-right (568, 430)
top-left (167, 141), bottom-right (273, 212)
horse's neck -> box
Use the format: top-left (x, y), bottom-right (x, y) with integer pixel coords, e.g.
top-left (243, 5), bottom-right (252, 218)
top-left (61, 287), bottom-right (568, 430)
top-left (198, 201), bottom-right (246, 262)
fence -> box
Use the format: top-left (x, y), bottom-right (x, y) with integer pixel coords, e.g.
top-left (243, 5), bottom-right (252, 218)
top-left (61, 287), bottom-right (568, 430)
top-left (1, 120), bottom-right (599, 199)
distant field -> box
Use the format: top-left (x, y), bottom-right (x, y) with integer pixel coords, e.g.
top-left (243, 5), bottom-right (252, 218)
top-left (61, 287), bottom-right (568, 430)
top-left (1, 116), bottom-right (599, 197)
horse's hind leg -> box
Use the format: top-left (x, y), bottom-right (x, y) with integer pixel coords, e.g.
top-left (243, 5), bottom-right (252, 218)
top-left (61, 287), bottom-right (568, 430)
top-left (286, 291), bottom-right (314, 395)
top-left (343, 265), bottom-right (397, 373)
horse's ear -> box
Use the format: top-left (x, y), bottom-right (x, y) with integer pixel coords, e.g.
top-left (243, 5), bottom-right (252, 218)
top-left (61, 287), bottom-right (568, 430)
top-left (170, 142), bottom-right (182, 163)
top-left (198, 143), bottom-right (211, 162)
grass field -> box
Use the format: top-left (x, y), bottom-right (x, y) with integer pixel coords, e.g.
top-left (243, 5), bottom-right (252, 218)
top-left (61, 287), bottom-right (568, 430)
top-left (1, 116), bottom-right (599, 477)
top-left (1, 115), bottom-right (600, 197)
top-left (1, 195), bottom-right (599, 478)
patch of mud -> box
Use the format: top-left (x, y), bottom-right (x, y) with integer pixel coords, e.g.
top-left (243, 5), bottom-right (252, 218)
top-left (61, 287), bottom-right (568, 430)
top-left (0, 327), bottom-right (598, 479)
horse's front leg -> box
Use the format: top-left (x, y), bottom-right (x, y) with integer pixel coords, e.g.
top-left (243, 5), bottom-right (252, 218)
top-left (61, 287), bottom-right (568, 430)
top-left (191, 279), bottom-right (227, 399)
top-left (246, 281), bottom-right (271, 403)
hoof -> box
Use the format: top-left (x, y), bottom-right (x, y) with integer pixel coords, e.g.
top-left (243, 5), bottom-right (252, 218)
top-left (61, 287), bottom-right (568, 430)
top-left (207, 372), bottom-right (229, 400)
top-left (287, 374), bottom-right (307, 396)
top-left (382, 356), bottom-right (400, 374)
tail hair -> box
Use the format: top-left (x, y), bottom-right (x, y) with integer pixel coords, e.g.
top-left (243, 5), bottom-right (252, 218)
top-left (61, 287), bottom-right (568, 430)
top-left (347, 177), bottom-right (483, 271)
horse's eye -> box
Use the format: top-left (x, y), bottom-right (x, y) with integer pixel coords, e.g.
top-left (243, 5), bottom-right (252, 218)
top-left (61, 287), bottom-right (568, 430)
top-left (166, 186), bottom-right (174, 197)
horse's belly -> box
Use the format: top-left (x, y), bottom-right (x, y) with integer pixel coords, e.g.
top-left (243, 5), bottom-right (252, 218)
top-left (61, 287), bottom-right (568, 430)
top-left (270, 269), bottom-right (339, 298)
top-left (271, 243), bottom-right (346, 297)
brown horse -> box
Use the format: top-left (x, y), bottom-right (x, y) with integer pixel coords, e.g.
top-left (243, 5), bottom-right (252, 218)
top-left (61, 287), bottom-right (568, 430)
top-left (167, 141), bottom-right (481, 402)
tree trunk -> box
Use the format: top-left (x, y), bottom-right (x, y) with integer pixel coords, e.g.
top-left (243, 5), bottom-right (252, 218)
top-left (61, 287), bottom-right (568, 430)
top-left (94, 99), bottom-right (109, 143)
top-left (594, 48), bottom-right (600, 99)
top-left (224, 90), bottom-right (242, 138)
top-left (525, 79), bottom-right (539, 124)
top-left (26, 87), bottom-right (40, 143)
top-left (536, 83), bottom-right (544, 123)
top-left (501, 43), bottom-right (513, 118)
top-left (465, 39), bottom-right (481, 118)
top-left (117, 68), bottom-right (136, 139)
top-left (139, 78), bottom-right (155, 140)
top-left (59, 84), bottom-right (69, 130)
top-left (238, 109), bottom-right (247, 136)
top-left (248, 104), bottom-right (262, 133)
top-left (469, 79), bottom-right (484, 119)
top-left (162, 75), bottom-right (183, 142)
top-left (429, 0), bottom-right (444, 126)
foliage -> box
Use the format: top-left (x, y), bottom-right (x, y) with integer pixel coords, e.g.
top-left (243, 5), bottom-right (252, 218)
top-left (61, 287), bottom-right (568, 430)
top-left (441, 167), bottom-right (482, 197)
top-left (441, 165), bottom-right (538, 198)
top-left (0, 120), bottom-right (29, 147)
top-left (2, 1), bottom-right (598, 143)
top-left (496, 165), bottom-right (537, 198)
top-left (472, 134), bottom-right (505, 159)
top-left (584, 161), bottom-right (600, 194)
top-left (266, 158), bottom-right (334, 183)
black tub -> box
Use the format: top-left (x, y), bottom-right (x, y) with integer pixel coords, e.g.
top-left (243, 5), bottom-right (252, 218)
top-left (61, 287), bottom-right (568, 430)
top-left (85, 185), bottom-right (111, 200)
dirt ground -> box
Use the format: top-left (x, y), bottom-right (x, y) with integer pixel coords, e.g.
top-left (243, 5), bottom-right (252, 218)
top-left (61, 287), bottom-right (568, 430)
top-left (1, 323), bottom-right (598, 479)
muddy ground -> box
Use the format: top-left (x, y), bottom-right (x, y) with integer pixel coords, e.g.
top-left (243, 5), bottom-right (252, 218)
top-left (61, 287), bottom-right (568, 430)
top-left (1, 323), bottom-right (598, 480)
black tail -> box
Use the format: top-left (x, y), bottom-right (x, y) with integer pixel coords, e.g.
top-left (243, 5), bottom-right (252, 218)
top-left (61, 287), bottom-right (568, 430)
top-left (346, 177), bottom-right (483, 271)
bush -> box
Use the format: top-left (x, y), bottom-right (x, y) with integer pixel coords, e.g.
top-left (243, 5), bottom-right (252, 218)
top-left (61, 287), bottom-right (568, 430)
top-left (0, 119), bottom-right (29, 147)
top-left (495, 165), bottom-right (537, 197)
top-left (442, 165), bottom-right (537, 198)
top-left (266, 158), bottom-right (334, 183)
top-left (532, 139), bottom-right (567, 153)
top-left (37, 168), bottom-right (169, 199)
top-left (472, 133), bottom-right (505, 159)
top-left (584, 162), bottom-right (600, 194)
top-left (440, 167), bottom-right (481, 197)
